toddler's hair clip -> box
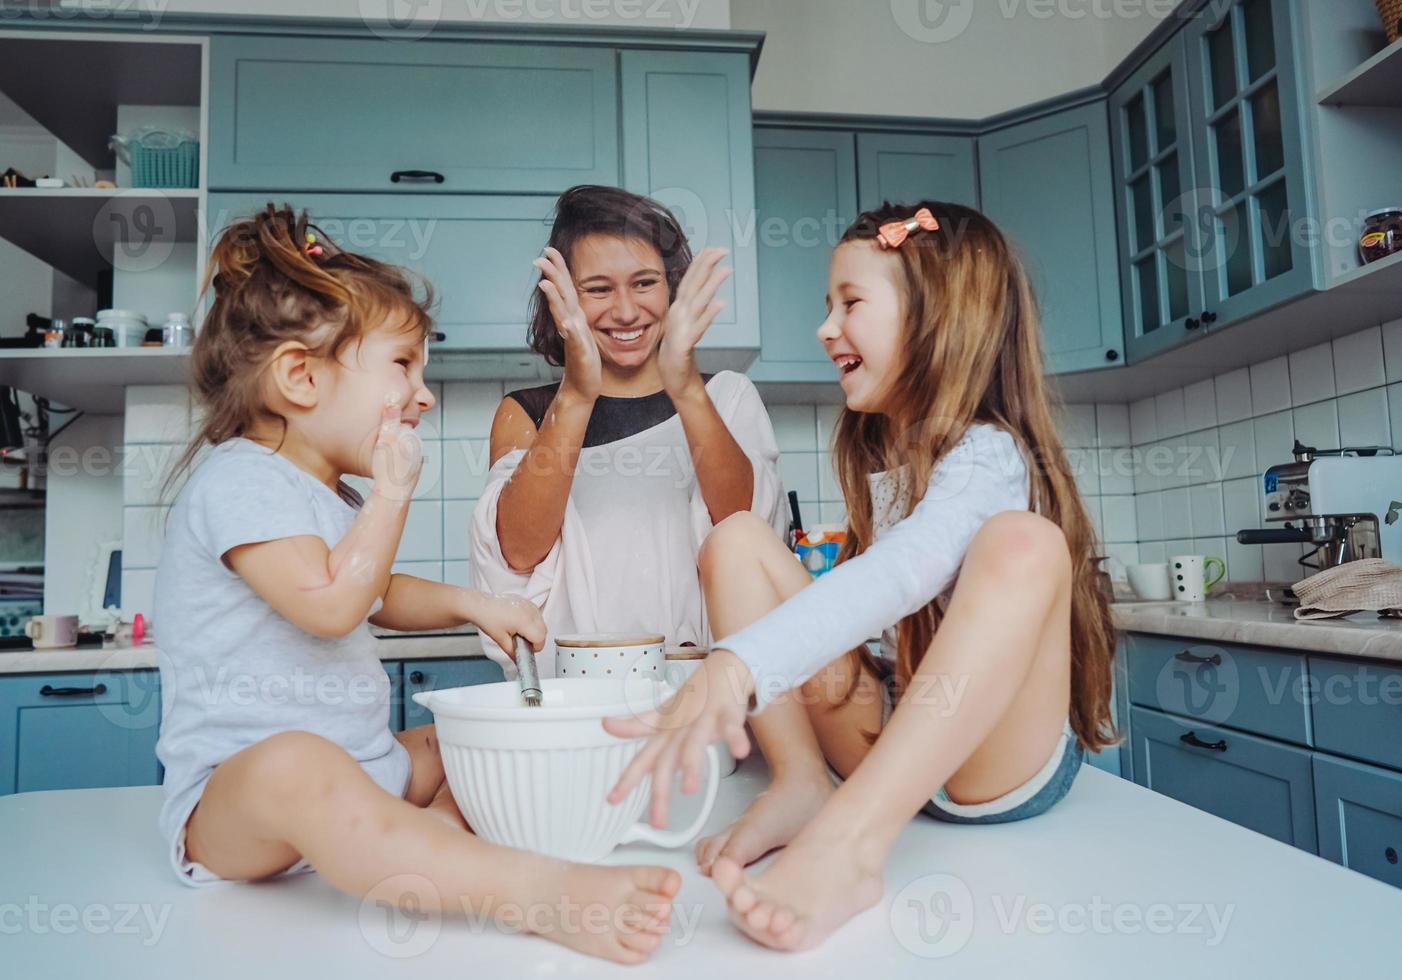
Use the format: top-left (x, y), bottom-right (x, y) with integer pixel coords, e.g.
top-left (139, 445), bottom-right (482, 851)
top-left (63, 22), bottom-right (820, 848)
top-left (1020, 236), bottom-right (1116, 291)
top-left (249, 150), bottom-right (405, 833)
top-left (304, 232), bottom-right (325, 258)
top-left (877, 208), bottom-right (940, 249)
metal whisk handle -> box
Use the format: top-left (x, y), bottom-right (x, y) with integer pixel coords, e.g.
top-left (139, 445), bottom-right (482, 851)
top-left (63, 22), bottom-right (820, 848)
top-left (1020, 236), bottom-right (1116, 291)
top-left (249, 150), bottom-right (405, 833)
top-left (514, 636), bottom-right (543, 707)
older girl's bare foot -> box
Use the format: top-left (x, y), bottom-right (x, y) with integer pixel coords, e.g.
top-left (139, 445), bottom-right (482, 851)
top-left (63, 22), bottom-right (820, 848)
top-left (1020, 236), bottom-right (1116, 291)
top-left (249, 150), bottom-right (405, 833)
top-left (694, 772), bottom-right (832, 876)
top-left (533, 863), bottom-right (681, 964)
top-left (710, 829), bottom-right (883, 952)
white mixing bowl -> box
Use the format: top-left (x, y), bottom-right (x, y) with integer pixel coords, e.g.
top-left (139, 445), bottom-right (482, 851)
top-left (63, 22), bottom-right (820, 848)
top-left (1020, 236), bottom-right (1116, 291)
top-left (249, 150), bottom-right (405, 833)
top-left (412, 677), bottom-right (719, 863)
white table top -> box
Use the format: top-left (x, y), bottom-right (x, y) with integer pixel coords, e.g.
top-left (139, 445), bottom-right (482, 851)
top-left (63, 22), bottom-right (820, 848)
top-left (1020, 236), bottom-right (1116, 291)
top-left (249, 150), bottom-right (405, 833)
top-left (3, 761), bottom-right (1396, 977)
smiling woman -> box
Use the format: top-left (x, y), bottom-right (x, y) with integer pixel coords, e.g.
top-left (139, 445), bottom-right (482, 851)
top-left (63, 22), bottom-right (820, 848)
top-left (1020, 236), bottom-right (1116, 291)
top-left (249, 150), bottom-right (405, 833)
top-left (468, 185), bottom-right (786, 674)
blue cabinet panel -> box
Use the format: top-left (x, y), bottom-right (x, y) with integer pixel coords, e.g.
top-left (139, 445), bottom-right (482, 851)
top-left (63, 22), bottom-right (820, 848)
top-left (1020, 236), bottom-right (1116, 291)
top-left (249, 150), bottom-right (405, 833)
top-left (1314, 754), bottom-right (1402, 889)
top-left (979, 102), bottom-right (1125, 374)
top-left (1131, 705), bottom-right (1317, 851)
top-left (401, 657), bottom-right (503, 730)
top-left (208, 35), bottom-right (618, 194)
top-left (0, 671), bottom-right (161, 796)
top-left (1308, 657), bottom-right (1402, 772)
top-left (747, 128), bottom-right (857, 383)
top-left (621, 50), bottom-right (759, 357)
top-left (856, 133), bottom-right (978, 212)
top-left (208, 192), bottom-right (556, 352)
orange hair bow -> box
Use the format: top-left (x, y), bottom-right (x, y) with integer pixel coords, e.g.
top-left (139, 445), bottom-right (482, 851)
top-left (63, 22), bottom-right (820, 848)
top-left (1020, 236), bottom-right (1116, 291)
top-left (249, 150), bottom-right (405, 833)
top-left (876, 208), bottom-right (940, 249)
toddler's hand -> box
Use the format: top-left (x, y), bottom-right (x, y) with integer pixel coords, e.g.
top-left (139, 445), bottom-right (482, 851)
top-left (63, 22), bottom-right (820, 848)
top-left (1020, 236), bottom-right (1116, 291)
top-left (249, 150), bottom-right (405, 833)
top-left (470, 592), bottom-right (546, 658)
top-left (371, 394), bottom-right (423, 501)
top-left (602, 648), bottom-right (754, 828)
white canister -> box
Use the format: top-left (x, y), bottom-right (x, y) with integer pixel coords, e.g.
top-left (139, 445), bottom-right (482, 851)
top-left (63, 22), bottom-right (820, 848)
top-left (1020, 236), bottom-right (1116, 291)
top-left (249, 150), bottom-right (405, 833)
top-left (96, 309), bottom-right (149, 349)
top-left (554, 633), bottom-right (665, 680)
top-left (664, 646), bottom-right (739, 776)
top-left (1127, 563), bottom-right (1172, 601)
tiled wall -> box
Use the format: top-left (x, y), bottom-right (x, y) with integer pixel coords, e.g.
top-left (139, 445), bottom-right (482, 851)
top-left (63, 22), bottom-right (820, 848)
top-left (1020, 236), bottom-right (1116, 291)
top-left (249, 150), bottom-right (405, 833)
top-left (1062, 318), bottom-right (1402, 585)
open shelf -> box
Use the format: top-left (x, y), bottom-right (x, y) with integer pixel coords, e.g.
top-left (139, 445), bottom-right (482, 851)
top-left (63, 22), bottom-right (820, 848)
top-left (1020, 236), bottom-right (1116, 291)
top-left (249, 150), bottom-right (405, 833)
top-left (0, 188), bottom-right (200, 285)
top-left (1055, 251), bottom-right (1402, 404)
top-left (0, 348), bottom-right (191, 414)
top-left (1317, 35), bottom-right (1402, 107)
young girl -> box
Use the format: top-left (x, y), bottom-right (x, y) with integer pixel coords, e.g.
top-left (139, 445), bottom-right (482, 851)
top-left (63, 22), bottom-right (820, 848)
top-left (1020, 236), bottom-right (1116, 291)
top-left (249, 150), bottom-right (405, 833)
top-left (472, 185), bottom-right (784, 673)
top-left (154, 205), bottom-right (680, 965)
top-left (604, 201), bottom-right (1117, 951)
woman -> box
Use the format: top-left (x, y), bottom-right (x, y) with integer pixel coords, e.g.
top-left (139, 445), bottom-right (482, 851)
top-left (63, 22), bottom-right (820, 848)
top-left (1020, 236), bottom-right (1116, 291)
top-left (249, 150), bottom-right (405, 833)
top-left (470, 185), bottom-right (785, 672)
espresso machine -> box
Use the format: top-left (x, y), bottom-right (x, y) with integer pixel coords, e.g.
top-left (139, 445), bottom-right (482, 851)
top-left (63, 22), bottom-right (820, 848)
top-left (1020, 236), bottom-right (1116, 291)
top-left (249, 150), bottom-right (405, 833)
top-left (1237, 441), bottom-right (1402, 574)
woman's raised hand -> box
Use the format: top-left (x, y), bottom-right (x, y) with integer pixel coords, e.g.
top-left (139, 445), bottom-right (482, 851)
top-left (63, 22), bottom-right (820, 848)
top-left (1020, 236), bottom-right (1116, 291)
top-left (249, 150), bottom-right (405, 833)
top-left (657, 247), bottom-right (732, 398)
top-left (534, 246), bottom-right (602, 403)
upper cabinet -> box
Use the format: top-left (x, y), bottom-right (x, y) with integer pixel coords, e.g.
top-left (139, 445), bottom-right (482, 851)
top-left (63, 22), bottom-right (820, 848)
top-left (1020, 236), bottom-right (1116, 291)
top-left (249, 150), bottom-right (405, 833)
top-left (1111, 0), bottom-right (1317, 364)
top-left (979, 102), bottom-right (1125, 374)
top-left (856, 133), bottom-right (979, 211)
top-left (621, 50), bottom-right (760, 365)
top-left (208, 35), bottom-right (619, 194)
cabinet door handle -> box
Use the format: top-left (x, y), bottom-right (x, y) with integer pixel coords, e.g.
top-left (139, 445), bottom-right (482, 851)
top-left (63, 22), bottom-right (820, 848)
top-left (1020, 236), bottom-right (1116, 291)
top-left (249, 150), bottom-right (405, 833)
top-left (1185, 317), bottom-right (1202, 330)
top-left (1180, 731), bottom-right (1228, 752)
top-left (409, 670), bottom-right (425, 685)
top-left (1201, 311), bottom-right (1218, 325)
top-left (40, 683), bottom-right (107, 698)
top-left (428, 331), bottom-right (447, 343)
top-left (390, 170), bottom-right (445, 184)
top-left (1105, 349), bottom-right (1120, 362)
top-left (1175, 650), bottom-right (1221, 665)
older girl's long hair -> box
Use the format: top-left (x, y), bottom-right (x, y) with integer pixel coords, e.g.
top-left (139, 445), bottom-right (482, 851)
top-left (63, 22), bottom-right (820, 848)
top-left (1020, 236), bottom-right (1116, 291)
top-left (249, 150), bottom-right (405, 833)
top-left (163, 203), bottom-right (435, 498)
top-left (835, 201), bottom-right (1117, 752)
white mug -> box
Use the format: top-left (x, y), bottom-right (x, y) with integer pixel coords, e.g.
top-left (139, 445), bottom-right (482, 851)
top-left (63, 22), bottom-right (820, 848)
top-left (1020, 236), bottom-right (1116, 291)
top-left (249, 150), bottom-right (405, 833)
top-left (555, 633), bottom-right (665, 681)
top-left (1127, 563), bottom-right (1172, 601)
top-left (1170, 555), bottom-right (1226, 602)
top-left (25, 614), bottom-right (79, 649)
top-left (413, 678), bottom-right (720, 862)
top-left (664, 648), bottom-right (739, 776)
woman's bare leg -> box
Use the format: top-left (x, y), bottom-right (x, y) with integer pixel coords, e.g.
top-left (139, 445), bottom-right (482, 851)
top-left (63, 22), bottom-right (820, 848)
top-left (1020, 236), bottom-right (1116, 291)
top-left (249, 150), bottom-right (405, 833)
top-left (184, 731), bottom-right (680, 965)
top-left (713, 511), bottom-right (1075, 952)
top-left (693, 513), bottom-right (882, 874)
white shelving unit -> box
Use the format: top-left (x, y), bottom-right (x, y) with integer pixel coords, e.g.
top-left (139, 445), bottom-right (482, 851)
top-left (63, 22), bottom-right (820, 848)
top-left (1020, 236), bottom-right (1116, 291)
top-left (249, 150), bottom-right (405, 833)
top-left (0, 348), bottom-right (191, 414)
top-left (1317, 35), bottom-right (1402, 107)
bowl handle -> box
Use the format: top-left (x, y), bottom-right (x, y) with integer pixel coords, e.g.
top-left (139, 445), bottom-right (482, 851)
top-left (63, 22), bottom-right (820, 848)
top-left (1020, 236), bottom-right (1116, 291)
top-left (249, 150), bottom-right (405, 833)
top-left (619, 745), bottom-right (720, 850)
top-left (410, 691), bottom-right (432, 709)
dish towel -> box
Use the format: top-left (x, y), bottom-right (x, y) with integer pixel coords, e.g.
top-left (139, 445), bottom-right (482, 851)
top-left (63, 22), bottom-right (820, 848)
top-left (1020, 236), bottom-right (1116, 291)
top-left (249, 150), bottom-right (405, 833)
top-left (1292, 559), bottom-right (1402, 620)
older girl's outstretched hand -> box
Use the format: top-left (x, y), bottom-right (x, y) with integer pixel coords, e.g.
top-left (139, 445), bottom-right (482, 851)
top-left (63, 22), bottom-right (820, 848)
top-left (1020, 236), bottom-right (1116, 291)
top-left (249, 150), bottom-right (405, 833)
top-left (602, 647), bottom-right (754, 829)
top-left (534, 246), bottom-right (602, 404)
top-left (656, 247), bottom-right (731, 398)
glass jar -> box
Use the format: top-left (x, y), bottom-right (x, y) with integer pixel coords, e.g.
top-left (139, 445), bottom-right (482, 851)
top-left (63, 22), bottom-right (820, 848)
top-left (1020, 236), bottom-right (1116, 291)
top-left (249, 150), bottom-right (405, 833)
top-left (1360, 208), bottom-right (1402, 265)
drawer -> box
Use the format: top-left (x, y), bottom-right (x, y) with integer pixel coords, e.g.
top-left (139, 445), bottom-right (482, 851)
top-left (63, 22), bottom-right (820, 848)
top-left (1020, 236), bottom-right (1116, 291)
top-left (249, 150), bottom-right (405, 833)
top-left (209, 35), bottom-right (618, 194)
top-left (401, 657), bottom-right (503, 730)
top-left (1309, 657), bottom-right (1402, 772)
top-left (1126, 633), bottom-right (1310, 745)
top-left (1130, 706), bottom-right (1317, 851)
top-left (1314, 754), bottom-right (1402, 889)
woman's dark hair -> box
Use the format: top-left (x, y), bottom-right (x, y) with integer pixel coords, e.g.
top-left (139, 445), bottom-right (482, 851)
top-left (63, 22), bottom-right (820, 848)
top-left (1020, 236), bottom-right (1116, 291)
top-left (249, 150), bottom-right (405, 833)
top-left (526, 185), bottom-right (693, 366)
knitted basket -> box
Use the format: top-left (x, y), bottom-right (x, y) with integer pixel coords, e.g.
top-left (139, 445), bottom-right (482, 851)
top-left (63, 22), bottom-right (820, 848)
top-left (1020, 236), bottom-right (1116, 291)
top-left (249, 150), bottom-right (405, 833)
top-left (1379, 0), bottom-right (1402, 43)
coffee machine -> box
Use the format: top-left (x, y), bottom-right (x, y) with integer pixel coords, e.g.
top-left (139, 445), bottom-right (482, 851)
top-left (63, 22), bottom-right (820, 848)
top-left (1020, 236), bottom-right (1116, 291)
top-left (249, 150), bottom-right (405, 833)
top-left (1236, 442), bottom-right (1402, 572)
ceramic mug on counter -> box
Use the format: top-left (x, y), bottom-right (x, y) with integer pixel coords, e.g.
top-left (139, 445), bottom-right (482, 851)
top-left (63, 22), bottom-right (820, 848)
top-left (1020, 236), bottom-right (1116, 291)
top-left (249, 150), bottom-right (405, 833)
top-left (1127, 563), bottom-right (1173, 601)
top-left (554, 633), bottom-right (665, 680)
top-left (1170, 555), bottom-right (1226, 602)
top-left (24, 614), bottom-right (79, 649)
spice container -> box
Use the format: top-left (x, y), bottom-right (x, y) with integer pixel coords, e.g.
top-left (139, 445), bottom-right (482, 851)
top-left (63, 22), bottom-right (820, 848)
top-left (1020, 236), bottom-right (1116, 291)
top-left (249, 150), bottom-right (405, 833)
top-left (1360, 208), bottom-right (1402, 265)
top-left (64, 317), bottom-right (95, 348)
top-left (95, 309), bottom-right (148, 348)
top-left (161, 312), bottom-right (193, 347)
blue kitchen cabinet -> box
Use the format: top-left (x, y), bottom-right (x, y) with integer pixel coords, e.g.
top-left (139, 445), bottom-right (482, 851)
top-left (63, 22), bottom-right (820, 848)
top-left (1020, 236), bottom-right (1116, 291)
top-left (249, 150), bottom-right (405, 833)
top-left (979, 102), bottom-right (1125, 374)
top-left (1313, 754), bottom-right (1402, 889)
top-left (856, 133), bottom-right (979, 212)
top-left (208, 35), bottom-right (618, 194)
top-left (1181, 0), bottom-right (1317, 329)
top-left (401, 657), bottom-right (504, 731)
top-left (208, 193), bottom-right (556, 353)
top-left (0, 671), bottom-right (162, 796)
top-left (746, 128), bottom-right (857, 383)
top-left (621, 50), bottom-right (760, 364)
top-left (1130, 705), bottom-right (1317, 851)
top-left (1308, 656), bottom-right (1402, 772)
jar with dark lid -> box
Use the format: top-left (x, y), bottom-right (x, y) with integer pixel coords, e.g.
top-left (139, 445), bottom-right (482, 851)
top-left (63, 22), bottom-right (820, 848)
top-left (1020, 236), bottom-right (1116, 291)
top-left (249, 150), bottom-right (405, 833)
top-left (1360, 208), bottom-right (1402, 265)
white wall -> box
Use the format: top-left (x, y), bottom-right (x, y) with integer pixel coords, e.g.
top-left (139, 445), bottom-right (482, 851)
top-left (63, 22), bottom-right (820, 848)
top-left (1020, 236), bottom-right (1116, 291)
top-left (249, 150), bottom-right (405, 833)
top-left (732, 0), bottom-right (1179, 119)
top-left (43, 414), bottom-right (124, 616)
top-left (102, 0), bottom-right (729, 29)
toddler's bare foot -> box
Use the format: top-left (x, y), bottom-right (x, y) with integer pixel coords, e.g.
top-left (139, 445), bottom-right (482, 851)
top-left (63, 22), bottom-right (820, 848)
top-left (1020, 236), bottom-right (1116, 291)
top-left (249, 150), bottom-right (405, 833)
top-left (529, 862), bottom-right (681, 964)
top-left (694, 771), bottom-right (832, 876)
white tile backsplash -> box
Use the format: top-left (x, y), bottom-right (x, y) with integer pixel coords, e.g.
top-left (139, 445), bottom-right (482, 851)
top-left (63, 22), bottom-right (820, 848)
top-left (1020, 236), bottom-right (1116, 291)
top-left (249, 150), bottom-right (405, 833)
top-left (768, 405), bottom-right (818, 452)
top-left (1188, 484), bottom-right (1225, 537)
top-left (1332, 326), bottom-right (1385, 395)
top-left (1292, 400), bottom-right (1341, 451)
top-left (397, 500), bottom-right (444, 562)
top-left (1130, 397), bottom-right (1157, 445)
top-left (1095, 403), bottom-right (1131, 448)
top-left (1288, 342), bottom-right (1336, 406)
top-left (778, 451), bottom-right (819, 504)
top-left (1161, 488), bottom-right (1191, 540)
top-left (1056, 404), bottom-right (1098, 448)
top-left (1337, 388), bottom-right (1391, 448)
top-left (441, 381), bottom-right (502, 438)
top-left (1182, 379), bottom-right (1217, 433)
top-left (1217, 420), bottom-right (1257, 482)
top-left (442, 439), bottom-right (492, 499)
top-left (1214, 368), bottom-right (1252, 424)
top-left (124, 386), bottom-right (192, 445)
top-left (442, 498), bottom-right (475, 561)
top-left (1250, 356), bottom-right (1292, 415)
top-left (1154, 388), bottom-right (1187, 440)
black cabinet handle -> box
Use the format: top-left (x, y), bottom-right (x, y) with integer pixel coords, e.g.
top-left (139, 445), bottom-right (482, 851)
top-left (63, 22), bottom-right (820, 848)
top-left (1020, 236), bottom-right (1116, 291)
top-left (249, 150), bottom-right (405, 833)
top-left (1201, 311), bottom-right (1218, 325)
top-left (391, 170), bottom-right (445, 184)
top-left (1185, 317), bottom-right (1201, 330)
top-left (409, 670), bottom-right (425, 684)
top-left (1105, 349), bottom-right (1120, 362)
top-left (428, 331), bottom-right (446, 343)
top-left (1175, 650), bottom-right (1221, 665)
top-left (40, 683), bottom-right (107, 698)
top-left (1180, 731), bottom-right (1228, 752)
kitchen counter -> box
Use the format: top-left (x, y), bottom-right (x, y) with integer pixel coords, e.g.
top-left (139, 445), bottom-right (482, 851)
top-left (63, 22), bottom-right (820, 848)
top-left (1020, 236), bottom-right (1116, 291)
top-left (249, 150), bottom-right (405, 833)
top-left (4, 759), bottom-right (1396, 976)
top-left (1112, 598), bottom-right (1402, 663)
top-left (0, 630), bottom-right (484, 675)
